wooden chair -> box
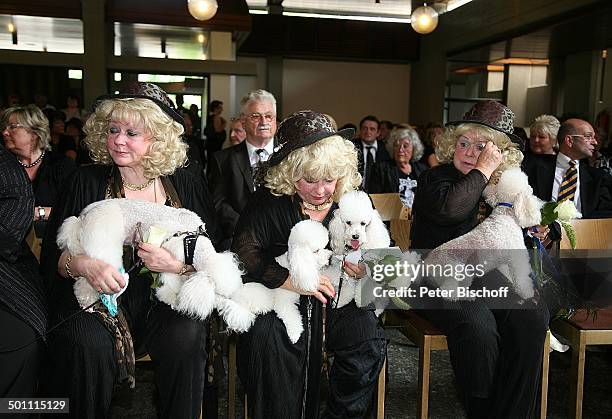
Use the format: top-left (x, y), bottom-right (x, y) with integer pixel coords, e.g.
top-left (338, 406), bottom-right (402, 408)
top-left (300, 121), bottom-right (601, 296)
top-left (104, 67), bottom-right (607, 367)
top-left (369, 193), bottom-right (412, 251)
top-left (551, 218), bottom-right (612, 419)
top-left (386, 310), bottom-right (551, 419)
top-left (25, 226), bottom-right (42, 261)
top-left (369, 193), bottom-right (410, 222)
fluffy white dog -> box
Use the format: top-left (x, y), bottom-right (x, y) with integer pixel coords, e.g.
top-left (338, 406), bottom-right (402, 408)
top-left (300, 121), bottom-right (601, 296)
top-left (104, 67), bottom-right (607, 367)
top-left (56, 198), bottom-right (255, 332)
top-left (423, 167), bottom-right (542, 300)
top-left (327, 190), bottom-right (391, 309)
top-left (232, 220), bottom-right (332, 343)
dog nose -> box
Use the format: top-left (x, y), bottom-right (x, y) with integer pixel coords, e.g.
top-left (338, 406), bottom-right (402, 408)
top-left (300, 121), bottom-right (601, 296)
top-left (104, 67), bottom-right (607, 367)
top-left (352, 234), bottom-right (359, 239)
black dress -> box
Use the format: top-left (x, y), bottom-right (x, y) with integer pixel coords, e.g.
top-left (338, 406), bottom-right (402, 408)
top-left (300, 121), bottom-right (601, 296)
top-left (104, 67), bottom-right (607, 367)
top-left (31, 151), bottom-right (76, 237)
top-left (0, 146), bottom-right (48, 398)
top-left (232, 188), bottom-right (386, 419)
top-left (410, 164), bottom-right (549, 419)
top-left (39, 165), bottom-right (221, 419)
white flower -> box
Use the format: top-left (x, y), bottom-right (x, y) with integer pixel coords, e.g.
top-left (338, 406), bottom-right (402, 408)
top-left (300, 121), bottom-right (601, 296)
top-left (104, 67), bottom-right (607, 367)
top-left (554, 200), bottom-right (577, 221)
top-left (144, 225), bottom-right (167, 246)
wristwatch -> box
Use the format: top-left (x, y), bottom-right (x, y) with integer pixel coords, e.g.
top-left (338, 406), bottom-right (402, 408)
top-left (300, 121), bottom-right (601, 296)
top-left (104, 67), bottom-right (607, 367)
top-left (37, 206), bottom-right (46, 221)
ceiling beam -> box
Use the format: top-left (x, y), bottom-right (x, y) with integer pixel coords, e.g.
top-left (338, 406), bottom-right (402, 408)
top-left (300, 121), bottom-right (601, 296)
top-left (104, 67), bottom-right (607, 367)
top-left (0, 50), bottom-right (83, 67)
top-left (108, 56), bottom-right (258, 76)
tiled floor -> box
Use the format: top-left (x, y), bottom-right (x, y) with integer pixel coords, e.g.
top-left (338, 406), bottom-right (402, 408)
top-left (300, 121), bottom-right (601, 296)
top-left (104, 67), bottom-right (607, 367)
top-left (111, 329), bottom-right (612, 418)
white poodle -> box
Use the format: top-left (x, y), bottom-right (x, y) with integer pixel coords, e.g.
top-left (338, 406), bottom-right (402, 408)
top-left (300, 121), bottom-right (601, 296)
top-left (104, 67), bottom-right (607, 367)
top-left (232, 220), bottom-right (332, 343)
top-left (56, 198), bottom-right (255, 332)
top-left (423, 167), bottom-right (542, 300)
top-left (327, 190), bottom-right (391, 309)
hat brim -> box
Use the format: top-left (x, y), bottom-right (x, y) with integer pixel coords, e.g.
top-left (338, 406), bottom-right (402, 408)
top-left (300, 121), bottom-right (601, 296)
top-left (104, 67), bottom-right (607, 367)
top-left (446, 119), bottom-right (524, 151)
top-left (93, 93), bottom-right (185, 128)
top-left (268, 127), bottom-right (355, 167)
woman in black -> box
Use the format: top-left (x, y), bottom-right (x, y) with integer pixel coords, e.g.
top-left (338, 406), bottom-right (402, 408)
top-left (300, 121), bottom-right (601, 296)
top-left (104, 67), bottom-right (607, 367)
top-left (39, 82), bottom-right (221, 419)
top-left (1, 105), bottom-right (75, 238)
top-left (368, 125), bottom-right (427, 207)
top-left (411, 101), bottom-right (549, 418)
top-left (233, 110), bottom-right (386, 419)
top-left (0, 144), bottom-right (48, 399)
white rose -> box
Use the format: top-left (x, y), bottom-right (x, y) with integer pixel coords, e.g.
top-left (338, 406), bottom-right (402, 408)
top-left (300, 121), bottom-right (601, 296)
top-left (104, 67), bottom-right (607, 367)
top-left (144, 225), bottom-right (167, 246)
top-left (554, 200), bottom-right (577, 221)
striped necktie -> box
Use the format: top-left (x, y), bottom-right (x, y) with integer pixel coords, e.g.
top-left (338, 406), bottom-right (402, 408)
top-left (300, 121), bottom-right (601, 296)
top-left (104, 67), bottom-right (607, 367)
top-left (558, 160), bottom-right (577, 203)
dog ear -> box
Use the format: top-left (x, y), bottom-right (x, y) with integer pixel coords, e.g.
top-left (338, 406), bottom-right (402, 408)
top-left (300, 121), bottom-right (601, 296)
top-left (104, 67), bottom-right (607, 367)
top-left (328, 210), bottom-right (346, 254)
top-left (513, 191), bottom-right (543, 228)
top-left (365, 210), bottom-right (391, 248)
top-left (288, 244), bottom-right (320, 292)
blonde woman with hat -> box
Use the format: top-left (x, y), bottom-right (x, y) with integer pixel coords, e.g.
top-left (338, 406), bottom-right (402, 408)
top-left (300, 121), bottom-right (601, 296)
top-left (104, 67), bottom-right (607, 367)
top-left (233, 110), bottom-right (386, 418)
top-left (39, 82), bottom-right (222, 419)
top-left (411, 101), bottom-right (549, 418)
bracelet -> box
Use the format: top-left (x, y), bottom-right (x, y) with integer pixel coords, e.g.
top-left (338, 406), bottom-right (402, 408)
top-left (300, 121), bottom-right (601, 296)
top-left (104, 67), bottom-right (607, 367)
top-left (65, 254), bottom-right (78, 280)
top-left (177, 264), bottom-right (190, 276)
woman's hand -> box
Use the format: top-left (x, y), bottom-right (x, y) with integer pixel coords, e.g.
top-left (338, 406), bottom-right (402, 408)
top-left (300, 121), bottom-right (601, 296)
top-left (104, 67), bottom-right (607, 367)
top-left (137, 242), bottom-right (184, 274)
top-left (529, 225), bottom-right (551, 248)
top-left (60, 252), bottom-right (126, 294)
top-left (343, 260), bottom-right (367, 280)
top-left (281, 274), bottom-right (336, 304)
top-left (474, 141), bottom-right (503, 180)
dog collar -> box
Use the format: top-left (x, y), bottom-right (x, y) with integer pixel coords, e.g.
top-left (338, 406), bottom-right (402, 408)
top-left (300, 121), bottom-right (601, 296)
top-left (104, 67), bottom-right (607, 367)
top-left (497, 202), bottom-right (513, 208)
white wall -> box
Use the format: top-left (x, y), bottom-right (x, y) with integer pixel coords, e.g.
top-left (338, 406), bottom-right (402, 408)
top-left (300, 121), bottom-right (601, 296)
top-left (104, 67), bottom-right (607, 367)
top-left (281, 58), bottom-right (411, 127)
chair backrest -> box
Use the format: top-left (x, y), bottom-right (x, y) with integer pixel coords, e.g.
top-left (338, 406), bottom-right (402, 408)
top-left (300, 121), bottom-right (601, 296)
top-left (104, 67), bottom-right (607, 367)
top-left (559, 218), bottom-right (612, 250)
top-left (369, 193), bottom-right (410, 221)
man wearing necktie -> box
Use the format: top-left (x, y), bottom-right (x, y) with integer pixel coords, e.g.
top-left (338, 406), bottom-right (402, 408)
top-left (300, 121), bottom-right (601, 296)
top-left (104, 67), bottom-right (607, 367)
top-left (351, 115), bottom-right (391, 191)
top-left (208, 89), bottom-right (277, 243)
top-left (523, 118), bottom-right (612, 221)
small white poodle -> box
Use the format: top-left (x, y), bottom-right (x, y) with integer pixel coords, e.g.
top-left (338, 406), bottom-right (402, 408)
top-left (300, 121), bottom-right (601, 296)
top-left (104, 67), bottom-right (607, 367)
top-left (423, 167), bottom-right (542, 300)
top-left (232, 219), bottom-right (332, 343)
top-left (327, 190), bottom-right (391, 309)
top-left (57, 198), bottom-right (255, 332)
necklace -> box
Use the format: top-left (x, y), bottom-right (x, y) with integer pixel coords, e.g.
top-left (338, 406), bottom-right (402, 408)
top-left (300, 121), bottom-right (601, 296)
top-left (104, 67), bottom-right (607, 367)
top-left (122, 177), bottom-right (156, 191)
top-left (302, 197), bottom-right (333, 211)
top-left (20, 151), bottom-right (45, 168)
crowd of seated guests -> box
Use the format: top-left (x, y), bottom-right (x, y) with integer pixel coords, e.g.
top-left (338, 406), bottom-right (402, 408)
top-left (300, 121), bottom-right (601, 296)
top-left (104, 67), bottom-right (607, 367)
top-left (3, 85), bottom-right (612, 419)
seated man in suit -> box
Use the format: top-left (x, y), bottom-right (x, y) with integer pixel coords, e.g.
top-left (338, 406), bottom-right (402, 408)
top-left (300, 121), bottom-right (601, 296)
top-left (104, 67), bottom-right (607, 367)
top-left (352, 115), bottom-right (391, 191)
top-left (523, 118), bottom-right (612, 220)
top-left (208, 89), bottom-right (277, 242)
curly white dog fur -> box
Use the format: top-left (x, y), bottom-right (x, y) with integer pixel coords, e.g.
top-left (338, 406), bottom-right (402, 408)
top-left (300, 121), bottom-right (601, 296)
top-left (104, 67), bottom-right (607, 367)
top-left (56, 198), bottom-right (255, 332)
top-left (328, 191), bottom-right (391, 309)
top-left (232, 220), bottom-right (332, 343)
top-left (423, 168), bottom-right (542, 300)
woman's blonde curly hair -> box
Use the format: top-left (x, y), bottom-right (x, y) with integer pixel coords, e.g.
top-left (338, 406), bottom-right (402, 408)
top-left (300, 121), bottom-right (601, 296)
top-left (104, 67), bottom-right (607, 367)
top-left (84, 98), bottom-right (186, 178)
top-left (435, 123), bottom-right (523, 184)
top-left (265, 135), bottom-right (361, 199)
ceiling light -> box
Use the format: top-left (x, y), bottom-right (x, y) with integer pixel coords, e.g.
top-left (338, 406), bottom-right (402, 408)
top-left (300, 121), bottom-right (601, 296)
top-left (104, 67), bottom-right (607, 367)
top-left (410, 4), bottom-right (439, 35)
top-left (8, 22), bottom-right (15, 33)
top-left (197, 33), bottom-right (205, 43)
top-left (187, 0), bottom-right (218, 21)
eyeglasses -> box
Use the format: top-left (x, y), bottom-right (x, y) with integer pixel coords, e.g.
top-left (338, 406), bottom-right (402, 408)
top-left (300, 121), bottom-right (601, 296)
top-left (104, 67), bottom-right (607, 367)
top-left (245, 113), bottom-right (275, 123)
top-left (3, 123), bottom-right (26, 131)
top-left (394, 142), bottom-right (413, 150)
top-left (456, 137), bottom-right (487, 152)
top-left (570, 133), bottom-right (596, 141)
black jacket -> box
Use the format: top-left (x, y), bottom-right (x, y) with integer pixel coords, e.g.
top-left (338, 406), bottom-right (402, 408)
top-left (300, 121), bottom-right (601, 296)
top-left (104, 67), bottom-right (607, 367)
top-left (410, 164), bottom-right (488, 249)
top-left (0, 146), bottom-right (48, 340)
top-left (208, 141), bottom-right (256, 241)
top-left (367, 159), bottom-right (428, 194)
top-left (522, 153), bottom-right (612, 218)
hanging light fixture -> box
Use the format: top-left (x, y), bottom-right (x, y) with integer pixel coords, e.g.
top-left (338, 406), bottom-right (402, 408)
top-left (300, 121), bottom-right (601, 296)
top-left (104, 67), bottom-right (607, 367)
top-left (187, 0), bottom-right (218, 21)
top-left (410, 3), bottom-right (439, 35)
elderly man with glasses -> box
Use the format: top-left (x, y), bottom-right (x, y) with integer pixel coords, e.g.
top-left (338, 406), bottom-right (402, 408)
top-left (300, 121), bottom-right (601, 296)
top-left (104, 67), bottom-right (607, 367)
top-left (208, 89), bottom-right (277, 243)
top-left (523, 118), bottom-right (612, 224)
